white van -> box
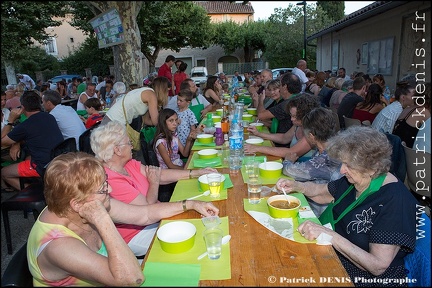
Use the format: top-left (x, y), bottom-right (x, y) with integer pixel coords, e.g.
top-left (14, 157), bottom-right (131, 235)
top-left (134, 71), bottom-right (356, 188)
top-left (190, 66), bottom-right (208, 87)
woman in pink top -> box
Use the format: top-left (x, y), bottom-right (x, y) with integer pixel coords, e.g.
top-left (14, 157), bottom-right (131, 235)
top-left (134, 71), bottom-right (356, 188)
top-left (352, 83), bottom-right (384, 124)
top-left (90, 121), bottom-right (218, 257)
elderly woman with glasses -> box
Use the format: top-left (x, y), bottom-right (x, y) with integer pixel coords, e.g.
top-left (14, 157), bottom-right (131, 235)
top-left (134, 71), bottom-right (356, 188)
top-left (27, 152), bottom-right (144, 286)
top-left (90, 121), bottom-right (218, 257)
top-left (276, 126), bottom-right (418, 286)
top-left (28, 152), bottom-right (219, 286)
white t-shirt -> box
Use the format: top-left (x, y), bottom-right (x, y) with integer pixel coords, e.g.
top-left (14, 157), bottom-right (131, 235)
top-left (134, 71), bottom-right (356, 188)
top-left (292, 67), bottom-right (308, 92)
top-left (19, 74), bottom-right (35, 90)
top-left (50, 105), bottom-right (86, 149)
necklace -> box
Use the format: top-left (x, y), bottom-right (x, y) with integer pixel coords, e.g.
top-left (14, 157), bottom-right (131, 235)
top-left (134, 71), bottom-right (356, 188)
top-left (70, 219), bottom-right (94, 233)
top-left (108, 165), bottom-right (129, 176)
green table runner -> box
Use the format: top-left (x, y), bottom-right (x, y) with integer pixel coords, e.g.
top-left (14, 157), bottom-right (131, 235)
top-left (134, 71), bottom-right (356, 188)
top-left (146, 217), bottom-right (231, 280)
top-left (243, 193), bottom-right (321, 243)
top-left (170, 174), bottom-right (233, 202)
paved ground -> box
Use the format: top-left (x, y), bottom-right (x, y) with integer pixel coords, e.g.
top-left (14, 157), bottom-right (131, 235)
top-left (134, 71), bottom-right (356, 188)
top-left (1, 191), bottom-right (35, 277)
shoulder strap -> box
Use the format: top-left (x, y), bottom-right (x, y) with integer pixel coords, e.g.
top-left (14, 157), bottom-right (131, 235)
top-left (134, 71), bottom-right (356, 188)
top-left (333, 174), bottom-right (386, 225)
top-left (404, 107), bottom-right (418, 120)
top-left (121, 94), bottom-right (128, 123)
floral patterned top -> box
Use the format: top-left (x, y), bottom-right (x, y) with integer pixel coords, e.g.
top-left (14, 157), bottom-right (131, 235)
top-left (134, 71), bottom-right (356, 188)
top-left (328, 177), bottom-right (417, 286)
top-left (155, 134), bottom-right (184, 168)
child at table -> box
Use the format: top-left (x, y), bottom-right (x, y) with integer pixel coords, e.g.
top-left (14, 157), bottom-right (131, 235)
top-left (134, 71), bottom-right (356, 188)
top-left (154, 108), bottom-right (196, 169)
top-left (174, 89), bottom-right (198, 146)
top-left (82, 97), bottom-right (103, 129)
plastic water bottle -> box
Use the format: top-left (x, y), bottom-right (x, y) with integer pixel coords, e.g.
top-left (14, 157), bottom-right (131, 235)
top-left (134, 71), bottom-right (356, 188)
top-left (383, 86), bottom-right (391, 102)
top-left (229, 119), bottom-right (244, 157)
top-left (105, 96), bottom-right (111, 108)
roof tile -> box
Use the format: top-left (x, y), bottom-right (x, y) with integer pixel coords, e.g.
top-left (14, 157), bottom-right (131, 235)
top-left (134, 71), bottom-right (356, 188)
top-left (195, 1), bottom-right (254, 14)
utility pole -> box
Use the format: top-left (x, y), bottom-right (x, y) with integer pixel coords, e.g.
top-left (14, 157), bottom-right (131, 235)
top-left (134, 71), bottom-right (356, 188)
top-left (297, 1), bottom-right (307, 61)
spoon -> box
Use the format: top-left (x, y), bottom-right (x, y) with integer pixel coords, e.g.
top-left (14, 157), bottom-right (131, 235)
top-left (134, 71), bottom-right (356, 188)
top-left (187, 190), bottom-right (210, 200)
top-left (281, 187), bottom-right (291, 205)
top-left (263, 156), bottom-right (267, 169)
top-left (198, 234), bottom-right (231, 260)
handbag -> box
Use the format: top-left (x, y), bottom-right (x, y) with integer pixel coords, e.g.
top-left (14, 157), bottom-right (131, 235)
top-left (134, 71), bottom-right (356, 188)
top-left (122, 95), bottom-right (141, 151)
top-left (319, 174), bottom-right (386, 230)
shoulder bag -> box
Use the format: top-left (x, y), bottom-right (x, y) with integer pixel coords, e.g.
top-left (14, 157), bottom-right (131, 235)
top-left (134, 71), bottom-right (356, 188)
top-left (122, 95), bottom-right (142, 151)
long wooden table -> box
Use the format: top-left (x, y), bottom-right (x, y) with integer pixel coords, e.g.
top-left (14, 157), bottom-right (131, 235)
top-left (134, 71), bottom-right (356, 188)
top-left (142, 148), bottom-right (353, 286)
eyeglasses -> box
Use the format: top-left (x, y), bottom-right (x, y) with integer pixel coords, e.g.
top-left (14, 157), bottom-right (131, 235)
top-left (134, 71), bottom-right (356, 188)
top-left (117, 141), bottom-right (132, 147)
top-left (95, 174), bottom-right (109, 195)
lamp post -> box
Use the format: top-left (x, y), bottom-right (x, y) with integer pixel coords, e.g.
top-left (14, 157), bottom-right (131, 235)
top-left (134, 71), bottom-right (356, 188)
top-left (297, 1), bottom-right (307, 61)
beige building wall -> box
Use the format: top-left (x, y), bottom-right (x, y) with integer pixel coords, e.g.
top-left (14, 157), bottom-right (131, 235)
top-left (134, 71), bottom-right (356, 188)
top-left (34, 14), bottom-right (88, 60)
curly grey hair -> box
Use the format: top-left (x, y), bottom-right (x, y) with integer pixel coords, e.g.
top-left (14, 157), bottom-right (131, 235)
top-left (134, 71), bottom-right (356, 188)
top-left (90, 121), bottom-right (128, 162)
top-left (326, 126), bottom-right (392, 177)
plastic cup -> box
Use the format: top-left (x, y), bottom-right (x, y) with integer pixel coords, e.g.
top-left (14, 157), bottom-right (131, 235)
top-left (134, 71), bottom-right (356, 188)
top-left (207, 173), bottom-right (222, 198)
top-left (248, 178), bottom-right (262, 204)
top-left (203, 227), bottom-right (223, 260)
top-left (246, 160), bottom-right (260, 180)
top-left (228, 155), bottom-right (242, 175)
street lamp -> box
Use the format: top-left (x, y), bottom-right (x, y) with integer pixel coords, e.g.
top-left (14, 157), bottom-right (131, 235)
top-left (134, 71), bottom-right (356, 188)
top-left (297, 1), bottom-right (307, 61)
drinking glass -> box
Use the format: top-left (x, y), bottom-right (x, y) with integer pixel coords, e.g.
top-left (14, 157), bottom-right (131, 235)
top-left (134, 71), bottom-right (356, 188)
top-left (207, 173), bottom-right (222, 198)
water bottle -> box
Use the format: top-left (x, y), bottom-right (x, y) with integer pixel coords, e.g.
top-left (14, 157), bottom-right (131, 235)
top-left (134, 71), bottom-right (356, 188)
top-left (105, 96), bottom-right (111, 108)
top-left (383, 86), bottom-right (391, 102)
top-left (229, 119), bottom-right (244, 157)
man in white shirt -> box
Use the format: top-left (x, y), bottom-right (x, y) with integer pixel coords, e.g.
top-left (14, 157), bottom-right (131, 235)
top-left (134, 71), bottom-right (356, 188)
top-left (42, 90), bottom-right (86, 150)
top-left (337, 68), bottom-right (351, 81)
top-left (291, 60), bottom-right (309, 92)
top-left (16, 73), bottom-right (35, 90)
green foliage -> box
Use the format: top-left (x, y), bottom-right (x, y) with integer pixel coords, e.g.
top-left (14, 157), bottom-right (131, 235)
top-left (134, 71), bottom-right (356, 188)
top-left (1, 1), bottom-right (69, 61)
top-left (60, 36), bottom-right (113, 76)
top-left (316, 1), bottom-right (344, 22)
top-left (138, 1), bottom-right (212, 68)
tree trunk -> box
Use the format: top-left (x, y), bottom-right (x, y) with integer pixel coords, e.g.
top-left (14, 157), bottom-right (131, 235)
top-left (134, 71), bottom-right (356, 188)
top-left (4, 60), bottom-right (17, 86)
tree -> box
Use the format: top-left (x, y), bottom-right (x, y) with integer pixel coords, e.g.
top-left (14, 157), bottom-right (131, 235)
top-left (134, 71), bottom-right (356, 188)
top-left (264, 3), bottom-right (334, 69)
top-left (69, 1), bottom-right (212, 85)
top-left (316, 1), bottom-right (344, 22)
top-left (138, 2), bottom-right (212, 72)
top-left (1, 1), bottom-right (68, 84)
top-left (210, 20), bottom-right (267, 64)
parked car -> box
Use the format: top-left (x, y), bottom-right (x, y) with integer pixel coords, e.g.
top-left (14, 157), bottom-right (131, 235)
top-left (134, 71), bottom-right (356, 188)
top-left (271, 68), bottom-right (293, 79)
top-left (48, 74), bottom-right (82, 84)
top-left (190, 66), bottom-right (208, 87)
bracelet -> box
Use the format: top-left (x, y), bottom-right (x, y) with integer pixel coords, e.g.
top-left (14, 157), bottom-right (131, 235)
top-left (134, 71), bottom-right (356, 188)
top-left (182, 200), bottom-right (188, 211)
top-left (189, 169), bottom-right (192, 179)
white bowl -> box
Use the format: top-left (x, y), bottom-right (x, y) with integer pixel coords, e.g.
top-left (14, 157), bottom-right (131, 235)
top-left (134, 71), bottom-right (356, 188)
top-left (197, 149), bottom-right (218, 159)
top-left (245, 138), bottom-right (264, 145)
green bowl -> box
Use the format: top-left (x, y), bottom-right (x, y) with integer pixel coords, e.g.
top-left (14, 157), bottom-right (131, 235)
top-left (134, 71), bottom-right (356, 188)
top-left (267, 195), bottom-right (300, 218)
top-left (249, 122), bottom-right (264, 131)
top-left (198, 173), bottom-right (226, 191)
top-left (215, 109), bottom-right (224, 116)
top-left (197, 149), bottom-right (218, 159)
top-left (157, 221), bottom-right (196, 253)
top-left (259, 161), bottom-right (283, 178)
top-left (242, 114), bottom-right (253, 122)
top-left (212, 115), bottom-right (221, 123)
top-left (247, 108), bottom-right (257, 115)
top-left (197, 134), bottom-right (213, 144)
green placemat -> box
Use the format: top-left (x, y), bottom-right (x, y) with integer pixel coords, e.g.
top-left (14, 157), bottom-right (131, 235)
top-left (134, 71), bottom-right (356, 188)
top-left (170, 174), bottom-right (233, 202)
top-left (191, 141), bottom-right (218, 151)
top-left (243, 193), bottom-right (321, 243)
top-left (141, 262), bottom-right (200, 287)
top-left (146, 217), bottom-right (231, 281)
top-left (187, 153), bottom-right (225, 169)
